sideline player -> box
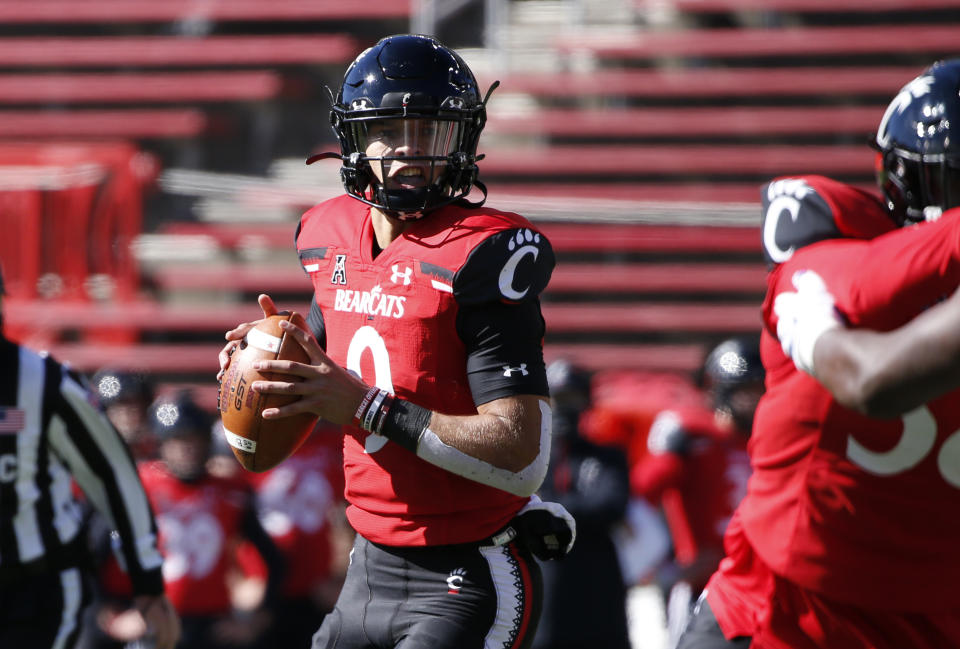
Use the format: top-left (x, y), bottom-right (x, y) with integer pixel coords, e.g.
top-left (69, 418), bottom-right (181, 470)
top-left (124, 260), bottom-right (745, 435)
top-left (218, 34), bottom-right (574, 649)
top-left (679, 59), bottom-right (960, 649)
top-left (532, 360), bottom-right (631, 649)
top-left (140, 392), bottom-right (284, 649)
top-left (633, 336), bottom-right (760, 648)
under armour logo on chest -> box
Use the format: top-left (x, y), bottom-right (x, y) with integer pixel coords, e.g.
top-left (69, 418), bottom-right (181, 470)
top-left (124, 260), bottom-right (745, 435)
top-left (502, 364), bottom-right (529, 377)
top-left (391, 264), bottom-right (412, 285)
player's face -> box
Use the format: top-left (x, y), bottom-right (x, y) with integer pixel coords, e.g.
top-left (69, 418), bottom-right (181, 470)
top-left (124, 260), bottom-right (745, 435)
top-left (357, 118), bottom-right (460, 189)
top-left (160, 433), bottom-right (210, 481)
top-left (727, 381), bottom-right (765, 434)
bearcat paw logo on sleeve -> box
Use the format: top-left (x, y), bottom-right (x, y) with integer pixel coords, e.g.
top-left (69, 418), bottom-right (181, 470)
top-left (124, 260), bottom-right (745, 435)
top-left (498, 229), bottom-right (544, 301)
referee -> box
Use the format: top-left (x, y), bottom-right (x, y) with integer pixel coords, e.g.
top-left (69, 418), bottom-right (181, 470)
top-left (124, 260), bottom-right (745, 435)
top-left (0, 267), bottom-right (180, 649)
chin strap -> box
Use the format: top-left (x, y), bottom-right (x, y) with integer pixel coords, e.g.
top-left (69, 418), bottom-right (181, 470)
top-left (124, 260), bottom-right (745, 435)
top-left (456, 179), bottom-right (488, 209)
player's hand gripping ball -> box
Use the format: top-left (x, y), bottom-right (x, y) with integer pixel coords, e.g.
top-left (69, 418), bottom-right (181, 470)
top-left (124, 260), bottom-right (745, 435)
top-left (218, 312), bottom-right (318, 472)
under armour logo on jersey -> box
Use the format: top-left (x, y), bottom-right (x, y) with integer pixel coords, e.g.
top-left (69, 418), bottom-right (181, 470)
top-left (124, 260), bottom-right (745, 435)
top-left (390, 264), bottom-right (412, 285)
top-left (446, 568), bottom-right (467, 594)
top-left (502, 364), bottom-right (528, 377)
top-left (331, 255), bottom-right (347, 285)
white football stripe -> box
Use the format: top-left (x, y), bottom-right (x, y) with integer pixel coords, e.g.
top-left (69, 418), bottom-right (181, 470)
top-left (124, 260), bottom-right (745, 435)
top-left (224, 428), bottom-right (256, 453)
top-left (304, 263), bottom-right (319, 272)
top-left (247, 327), bottom-right (281, 353)
top-left (431, 279), bottom-right (453, 293)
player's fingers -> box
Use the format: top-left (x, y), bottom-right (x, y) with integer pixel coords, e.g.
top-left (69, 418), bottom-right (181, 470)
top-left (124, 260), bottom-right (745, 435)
top-left (258, 293), bottom-right (279, 318)
top-left (252, 359), bottom-right (318, 377)
top-left (217, 340), bottom-right (239, 374)
top-left (261, 400), bottom-right (314, 419)
top-left (224, 321), bottom-right (257, 342)
top-left (250, 378), bottom-right (302, 394)
top-left (278, 318), bottom-right (326, 363)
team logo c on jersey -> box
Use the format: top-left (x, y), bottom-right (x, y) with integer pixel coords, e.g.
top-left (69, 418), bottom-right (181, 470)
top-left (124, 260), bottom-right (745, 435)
top-left (763, 179), bottom-right (815, 264)
top-left (446, 568), bottom-right (467, 594)
top-left (499, 229), bottom-right (543, 301)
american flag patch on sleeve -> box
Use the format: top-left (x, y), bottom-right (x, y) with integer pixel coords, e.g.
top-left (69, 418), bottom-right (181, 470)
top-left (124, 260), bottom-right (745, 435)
top-left (0, 407), bottom-right (25, 433)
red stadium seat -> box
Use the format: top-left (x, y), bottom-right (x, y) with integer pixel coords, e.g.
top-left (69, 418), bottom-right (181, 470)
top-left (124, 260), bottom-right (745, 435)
top-left (0, 0), bottom-right (411, 23)
top-left (0, 35), bottom-right (358, 68)
top-left (484, 66), bottom-right (923, 99)
top-left (557, 24), bottom-right (960, 60)
top-left (0, 71), bottom-right (282, 104)
top-left (486, 106), bottom-right (882, 137)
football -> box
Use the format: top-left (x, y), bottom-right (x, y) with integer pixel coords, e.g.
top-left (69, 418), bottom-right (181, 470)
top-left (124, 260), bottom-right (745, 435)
top-left (218, 312), bottom-right (318, 472)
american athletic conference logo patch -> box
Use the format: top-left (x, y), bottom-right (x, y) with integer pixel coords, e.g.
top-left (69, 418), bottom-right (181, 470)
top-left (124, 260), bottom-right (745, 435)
top-left (331, 254), bottom-right (347, 285)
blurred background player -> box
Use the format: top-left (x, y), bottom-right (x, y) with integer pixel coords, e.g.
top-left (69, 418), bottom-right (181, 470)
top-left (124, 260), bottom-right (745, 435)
top-left (219, 419), bottom-right (350, 649)
top-left (138, 391), bottom-right (285, 649)
top-left (91, 368), bottom-right (157, 462)
top-left (631, 336), bottom-right (762, 648)
top-left (680, 59), bottom-right (960, 649)
top-left (532, 359), bottom-right (631, 649)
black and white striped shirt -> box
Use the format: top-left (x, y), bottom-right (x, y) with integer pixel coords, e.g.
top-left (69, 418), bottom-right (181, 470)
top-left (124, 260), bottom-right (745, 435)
top-left (0, 338), bottom-right (164, 594)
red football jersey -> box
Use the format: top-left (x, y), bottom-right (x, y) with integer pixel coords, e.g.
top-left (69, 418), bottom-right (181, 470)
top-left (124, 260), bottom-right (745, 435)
top-left (138, 462), bottom-right (253, 615)
top-left (709, 202), bottom-right (960, 629)
top-left (240, 427), bottom-right (344, 597)
top-left (631, 404), bottom-right (750, 567)
top-left (297, 195), bottom-right (551, 546)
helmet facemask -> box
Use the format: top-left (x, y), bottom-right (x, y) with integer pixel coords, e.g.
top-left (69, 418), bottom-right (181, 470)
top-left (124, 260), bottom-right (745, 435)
top-left (335, 106), bottom-right (483, 218)
top-left (877, 147), bottom-right (960, 224)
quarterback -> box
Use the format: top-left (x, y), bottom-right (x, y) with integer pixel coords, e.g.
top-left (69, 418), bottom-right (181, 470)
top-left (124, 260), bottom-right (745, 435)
top-left (219, 34), bottom-right (574, 649)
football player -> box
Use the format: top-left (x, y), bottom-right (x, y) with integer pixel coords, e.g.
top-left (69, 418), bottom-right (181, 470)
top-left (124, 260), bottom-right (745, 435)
top-left (532, 360), bottom-right (631, 649)
top-left (138, 392), bottom-right (285, 649)
top-left (679, 59), bottom-right (960, 649)
top-left (218, 34), bottom-right (574, 649)
top-left (632, 337), bottom-right (761, 649)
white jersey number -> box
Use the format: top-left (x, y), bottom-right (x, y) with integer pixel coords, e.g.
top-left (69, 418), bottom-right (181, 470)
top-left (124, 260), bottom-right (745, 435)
top-left (158, 511), bottom-right (224, 581)
top-left (846, 405), bottom-right (960, 488)
top-left (346, 325), bottom-right (394, 454)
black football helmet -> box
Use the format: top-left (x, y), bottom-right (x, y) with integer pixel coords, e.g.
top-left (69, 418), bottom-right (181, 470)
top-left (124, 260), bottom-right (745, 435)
top-left (546, 359), bottom-right (593, 441)
top-left (874, 59), bottom-right (960, 225)
top-left (700, 336), bottom-right (764, 433)
top-left (92, 368), bottom-right (154, 408)
top-left (149, 391), bottom-right (210, 441)
top-left (150, 391), bottom-right (211, 481)
top-left (311, 34), bottom-right (496, 218)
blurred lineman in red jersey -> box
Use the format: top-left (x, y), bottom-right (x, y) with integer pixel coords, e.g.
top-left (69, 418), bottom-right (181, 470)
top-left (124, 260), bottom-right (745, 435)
top-left (679, 59), bottom-right (960, 649)
top-left (218, 35), bottom-right (574, 649)
top-left (231, 421), bottom-right (348, 648)
top-left (633, 336), bottom-right (762, 648)
top-left (139, 392), bottom-right (284, 649)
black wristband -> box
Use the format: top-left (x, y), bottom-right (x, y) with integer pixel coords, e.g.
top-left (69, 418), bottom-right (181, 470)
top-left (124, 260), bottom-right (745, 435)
top-left (380, 398), bottom-right (432, 453)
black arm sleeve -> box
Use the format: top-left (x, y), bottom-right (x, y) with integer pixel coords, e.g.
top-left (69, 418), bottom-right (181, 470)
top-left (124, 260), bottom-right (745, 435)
top-left (452, 225), bottom-right (555, 406)
top-left (456, 299), bottom-right (550, 406)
